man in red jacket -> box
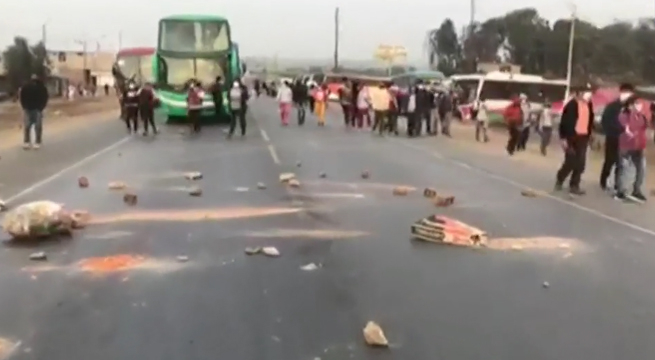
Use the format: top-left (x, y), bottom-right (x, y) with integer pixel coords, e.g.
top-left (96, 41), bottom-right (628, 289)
top-left (503, 95), bottom-right (523, 155)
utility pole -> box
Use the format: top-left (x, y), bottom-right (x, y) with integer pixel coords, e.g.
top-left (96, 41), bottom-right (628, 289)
top-left (41, 23), bottom-right (47, 47)
top-left (333, 7), bottom-right (340, 71)
top-left (564, 4), bottom-right (577, 100)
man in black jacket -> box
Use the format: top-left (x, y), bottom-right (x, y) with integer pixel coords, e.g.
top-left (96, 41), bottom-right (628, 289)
top-left (599, 83), bottom-right (634, 191)
top-left (292, 80), bottom-right (308, 125)
top-left (555, 86), bottom-right (594, 195)
top-left (19, 75), bottom-right (49, 149)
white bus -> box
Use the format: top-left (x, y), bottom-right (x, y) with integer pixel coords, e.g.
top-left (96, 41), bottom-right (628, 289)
top-left (448, 71), bottom-right (567, 120)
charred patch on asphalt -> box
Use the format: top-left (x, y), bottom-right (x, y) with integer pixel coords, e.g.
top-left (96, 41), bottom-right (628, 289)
top-left (88, 207), bottom-right (303, 224)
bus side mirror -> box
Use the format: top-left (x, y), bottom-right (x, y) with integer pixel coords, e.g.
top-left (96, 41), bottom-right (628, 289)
top-left (242, 63), bottom-right (247, 74)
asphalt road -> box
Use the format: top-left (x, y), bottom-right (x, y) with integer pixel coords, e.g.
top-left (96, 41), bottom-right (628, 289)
top-left (0, 99), bottom-right (655, 359)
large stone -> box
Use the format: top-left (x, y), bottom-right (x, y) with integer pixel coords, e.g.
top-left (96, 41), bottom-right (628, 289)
top-left (363, 321), bottom-right (388, 347)
top-left (262, 246), bottom-right (280, 257)
top-left (361, 170), bottom-right (370, 179)
top-left (392, 186), bottom-right (412, 196)
top-left (434, 195), bottom-right (455, 207)
top-left (287, 179), bottom-right (301, 188)
top-left (423, 188), bottom-right (437, 198)
top-left (188, 187), bottom-right (203, 196)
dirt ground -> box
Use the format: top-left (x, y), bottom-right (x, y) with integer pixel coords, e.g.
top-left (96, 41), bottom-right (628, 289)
top-left (0, 96), bottom-right (119, 150)
top-left (447, 121), bottom-right (655, 190)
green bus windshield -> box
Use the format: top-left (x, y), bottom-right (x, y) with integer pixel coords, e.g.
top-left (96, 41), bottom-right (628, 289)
top-left (159, 19), bottom-right (230, 53)
top-left (158, 56), bottom-right (227, 89)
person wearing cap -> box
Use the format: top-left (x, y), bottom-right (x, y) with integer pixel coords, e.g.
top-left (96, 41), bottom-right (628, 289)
top-left (614, 94), bottom-right (648, 202)
top-left (555, 85), bottom-right (595, 195)
top-left (600, 83), bottom-right (635, 191)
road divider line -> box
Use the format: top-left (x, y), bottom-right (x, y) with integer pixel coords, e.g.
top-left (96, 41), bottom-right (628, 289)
top-left (6, 136), bottom-right (131, 202)
top-left (260, 129), bottom-right (270, 142)
top-left (268, 144), bottom-right (281, 164)
top-left (392, 138), bottom-right (655, 238)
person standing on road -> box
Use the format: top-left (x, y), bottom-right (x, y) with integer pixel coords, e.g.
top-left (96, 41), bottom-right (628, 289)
top-left (406, 86), bottom-right (418, 137)
top-left (186, 80), bottom-right (205, 133)
top-left (308, 83), bottom-right (316, 113)
top-left (355, 85), bottom-right (371, 128)
top-left (387, 83), bottom-right (400, 135)
top-left (19, 74), bottom-right (49, 149)
top-left (516, 93), bottom-right (531, 151)
top-left (473, 97), bottom-right (489, 143)
top-left (537, 100), bottom-right (554, 155)
top-left (292, 80), bottom-right (308, 126)
top-left (600, 83), bottom-right (634, 192)
top-left (227, 80), bottom-right (248, 138)
top-left (276, 80), bottom-right (293, 126)
top-left (370, 82), bottom-right (391, 136)
top-left (555, 86), bottom-right (594, 195)
top-left (210, 76), bottom-right (225, 123)
top-left (614, 95), bottom-right (648, 202)
top-left (338, 78), bottom-right (354, 127)
top-left (313, 84), bottom-right (327, 126)
top-left (138, 82), bottom-right (158, 136)
top-left (122, 81), bottom-right (140, 135)
top-left (503, 95), bottom-right (523, 155)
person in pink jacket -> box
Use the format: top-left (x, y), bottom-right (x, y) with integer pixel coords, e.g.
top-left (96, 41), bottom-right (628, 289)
top-left (615, 95), bottom-right (648, 202)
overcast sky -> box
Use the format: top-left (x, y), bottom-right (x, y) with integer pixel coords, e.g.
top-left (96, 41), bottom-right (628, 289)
top-left (1, 0), bottom-right (653, 63)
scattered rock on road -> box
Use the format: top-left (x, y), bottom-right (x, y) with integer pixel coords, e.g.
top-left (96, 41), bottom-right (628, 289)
top-left (29, 252), bottom-right (47, 261)
top-left (361, 170), bottom-right (370, 179)
top-left (108, 181), bottom-right (127, 190)
top-left (245, 247), bottom-right (262, 255)
top-left (433, 195), bottom-right (455, 207)
top-left (279, 173), bottom-right (296, 183)
top-left (257, 182), bottom-right (267, 189)
top-left (123, 193), bottom-right (138, 206)
top-left (300, 263), bottom-right (319, 271)
top-left (296, 161), bottom-right (302, 167)
top-left (188, 187), bottom-right (202, 196)
top-left (319, 172), bottom-right (327, 178)
top-left (184, 172), bottom-right (203, 180)
top-left (542, 281), bottom-right (550, 288)
top-left (363, 321), bottom-right (388, 347)
top-left (262, 247), bottom-right (280, 257)
top-left (176, 255), bottom-right (189, 262)
top-left (392, 186), bottom-right (412, 196)
top-left (423, 188), bottom-right (437, 198)
top-left (78, 176), bottom-right (89, 188)
top-left (521, 189), bottom-right (539, 197)
top-left (287, 179), bottom-right (301, 188)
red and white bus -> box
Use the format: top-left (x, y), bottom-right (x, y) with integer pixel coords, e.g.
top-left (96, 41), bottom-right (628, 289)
top-left (112, 47), bottom-right (155, 84)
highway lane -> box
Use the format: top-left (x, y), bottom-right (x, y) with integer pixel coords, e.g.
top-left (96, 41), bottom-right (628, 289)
top-left (0, 113), bottom-right (126, 202)
top-left (0, 98), bottom-right (653, 359)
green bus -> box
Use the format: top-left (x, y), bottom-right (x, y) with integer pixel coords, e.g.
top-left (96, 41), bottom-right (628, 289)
top-left (153, 14), bottom-right (237, 123)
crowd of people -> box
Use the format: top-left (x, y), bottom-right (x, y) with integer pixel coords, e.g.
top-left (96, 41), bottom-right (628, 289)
top-left (501, 83), bottom-right (649, 203)
top-left (265, 77), bottom-right (464, 138)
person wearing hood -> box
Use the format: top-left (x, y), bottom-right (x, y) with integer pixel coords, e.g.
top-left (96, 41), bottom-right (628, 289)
top-left (122, 80), bottom-right (140, 134)
top-left (503, 95), bottom-right (523, 155)
top-left (186, 79), bottom-right (205, 133)
top-left (227, 79), bottom-right (249, 137)
top-left (600, 83), bottom-right (635, 191)
top-left (555, 86), bottom-right (594, 195)
top-left (19, 74), bottom-right (49, 149)
top-left (614, 94), bottom-right (648, 202)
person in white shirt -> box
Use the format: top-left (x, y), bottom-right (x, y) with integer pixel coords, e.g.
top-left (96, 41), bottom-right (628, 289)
top-left (473, 97), bottom-right (489, 142)
top-left (356, 86), bottom-right (371, 128)
top-left (538, 100), bottom-right (554, 156)
top-left (517, 93), bottom-right (531, 151)
top-left (276, 80), bottom-right (293, 126)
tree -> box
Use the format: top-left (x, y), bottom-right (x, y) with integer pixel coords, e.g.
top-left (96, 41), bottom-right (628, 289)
top-left (426, 19), bottom-right (461, 76)
top-left (443, 8), bottom-right (655, 84)
top-left (2, 37), bottom-right (50, 94)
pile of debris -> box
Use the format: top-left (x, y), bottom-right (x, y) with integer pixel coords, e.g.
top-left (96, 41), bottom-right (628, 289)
top-left (1, 200), bottom-right (89, 240)
top-left (411, 214), bottom-right (487, 247)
